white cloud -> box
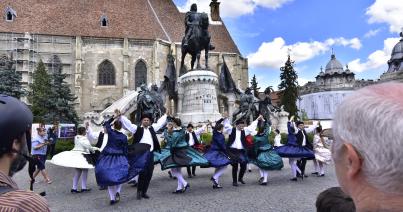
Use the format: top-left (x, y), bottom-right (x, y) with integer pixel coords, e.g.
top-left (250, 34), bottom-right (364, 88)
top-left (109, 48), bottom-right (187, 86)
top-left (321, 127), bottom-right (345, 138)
top-left (297, 77), bottom-right (310, 86)
top-left (348, 37), bottom-right (400, 73)
top-left (176, 0), bottom-right (293, 18)
top-left (366, 0), bottom-right (403, 33)
top-left (364, 28), bottom-right (382, 38)
top-left (247, 37), bottom-right (362, 69)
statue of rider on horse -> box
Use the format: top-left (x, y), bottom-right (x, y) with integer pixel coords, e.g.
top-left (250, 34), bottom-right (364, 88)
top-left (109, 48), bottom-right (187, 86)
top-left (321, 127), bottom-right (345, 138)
top-left (180, 3), bottom-right (215, 73)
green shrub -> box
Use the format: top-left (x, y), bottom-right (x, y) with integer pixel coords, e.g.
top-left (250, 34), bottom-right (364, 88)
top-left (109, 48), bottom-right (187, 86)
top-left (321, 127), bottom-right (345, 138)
top-left (200, 133), bottom-right (213, 146)
top-left (55, 138), bottom-right (74, 154)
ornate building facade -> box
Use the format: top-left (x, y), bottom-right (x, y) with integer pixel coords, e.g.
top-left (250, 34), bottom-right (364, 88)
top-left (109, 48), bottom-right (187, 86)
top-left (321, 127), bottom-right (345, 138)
top-left (298, 54), bottom-right (376, 120)
top-left (299, 32), bottom-right (403, 120)
top-left (0, 0), bottom-right (248, 115)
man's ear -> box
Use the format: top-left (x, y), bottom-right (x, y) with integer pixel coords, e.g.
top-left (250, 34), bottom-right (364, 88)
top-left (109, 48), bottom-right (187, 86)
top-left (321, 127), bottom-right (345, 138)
top-left (344, 143), bottom-right (363, 179)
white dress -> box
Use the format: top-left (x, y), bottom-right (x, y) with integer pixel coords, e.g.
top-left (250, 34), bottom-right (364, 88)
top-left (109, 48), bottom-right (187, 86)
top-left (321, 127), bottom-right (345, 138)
top-left (313, 134), bottom-right (332, 164)
top-left (50, 135), bottom-right (98, 169)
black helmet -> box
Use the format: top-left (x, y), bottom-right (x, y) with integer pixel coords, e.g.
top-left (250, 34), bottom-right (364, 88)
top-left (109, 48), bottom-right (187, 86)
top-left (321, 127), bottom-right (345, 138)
top-left (0, 95), bottom-right (33, 153)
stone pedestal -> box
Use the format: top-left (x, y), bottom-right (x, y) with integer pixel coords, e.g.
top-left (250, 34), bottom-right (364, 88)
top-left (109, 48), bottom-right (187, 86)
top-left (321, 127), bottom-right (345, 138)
top-left (177, 69), bottom-right (222, 124)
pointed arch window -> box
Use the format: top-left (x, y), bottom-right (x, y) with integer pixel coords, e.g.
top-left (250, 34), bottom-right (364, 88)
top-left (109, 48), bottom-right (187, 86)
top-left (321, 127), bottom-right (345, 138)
top-left (5, 7), bottom-right (16, 22)
top-left (100, 15), bottom-right (108, 27)
top-left (135, 60), bottom-right (147, 89)
top-left (98, 60), bottom-right (115, 85)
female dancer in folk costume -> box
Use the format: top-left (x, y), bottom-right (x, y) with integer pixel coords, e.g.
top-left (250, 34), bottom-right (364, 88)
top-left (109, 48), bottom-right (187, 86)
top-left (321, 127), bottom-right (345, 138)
top-left (250, 121), bottom-right (283, 185)
top-left (203, 119), bottom-right (231, 189)
top-left (159, 118), bottom-right (209, 194)
top-left (95, 116), bottom-right (128, 205)
top-left (311, 126), bottom-right (332, 177)
top-left (275, 116), bottom-right (315, 181)
top-left (50, 126), bottom-right (100, 193)
top-left (85, 123), bottom-right (110, 190)
top-left (222, 115), bottom-right (263, 186)
top-left (185, 123), bottom-right (207, 178)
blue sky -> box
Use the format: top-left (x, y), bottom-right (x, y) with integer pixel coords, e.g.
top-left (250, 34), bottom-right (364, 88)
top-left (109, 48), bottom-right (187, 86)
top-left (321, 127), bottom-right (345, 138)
top-left (173, 0), bottom-right (402, 90)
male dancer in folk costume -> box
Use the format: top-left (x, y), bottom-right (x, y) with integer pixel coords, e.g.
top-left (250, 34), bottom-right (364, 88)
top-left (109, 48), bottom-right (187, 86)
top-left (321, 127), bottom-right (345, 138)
top-left (223, 114), bottom-right (263, 186)
top-left (292, 118), bottom-right (318, 178)
top-left (185, 123), bottom-right (207, 178)
top-left (118, 110), bottom-right (168, 200)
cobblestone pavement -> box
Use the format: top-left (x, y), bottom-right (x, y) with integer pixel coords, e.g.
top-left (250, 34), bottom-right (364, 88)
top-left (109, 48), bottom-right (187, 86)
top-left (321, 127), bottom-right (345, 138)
top-left (13, 159), bottom-right (338, 212)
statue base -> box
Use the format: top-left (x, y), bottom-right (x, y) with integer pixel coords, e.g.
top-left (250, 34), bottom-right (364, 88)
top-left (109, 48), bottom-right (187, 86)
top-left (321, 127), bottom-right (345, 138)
top-left (177, 69), bottom-right (222, 124)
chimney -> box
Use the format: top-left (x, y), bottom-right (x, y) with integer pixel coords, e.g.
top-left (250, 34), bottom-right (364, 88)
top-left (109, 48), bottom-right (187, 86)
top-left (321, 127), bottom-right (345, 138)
top-left (210, 0), bottom-right (220, 21)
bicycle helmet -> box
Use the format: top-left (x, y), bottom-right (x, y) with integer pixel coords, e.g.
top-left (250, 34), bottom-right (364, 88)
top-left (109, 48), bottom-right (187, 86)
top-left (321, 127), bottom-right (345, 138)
top-left (0, 94), bottom-right (33, 153)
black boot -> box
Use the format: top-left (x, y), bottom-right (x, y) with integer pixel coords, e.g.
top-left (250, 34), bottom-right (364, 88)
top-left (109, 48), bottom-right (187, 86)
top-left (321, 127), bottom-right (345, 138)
top-left (137, 191), bottom-right (142, 200)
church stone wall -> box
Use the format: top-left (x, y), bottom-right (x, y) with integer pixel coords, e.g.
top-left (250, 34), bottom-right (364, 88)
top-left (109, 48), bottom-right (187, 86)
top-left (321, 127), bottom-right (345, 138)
top-left (0, 32), bottom-right (249, 116)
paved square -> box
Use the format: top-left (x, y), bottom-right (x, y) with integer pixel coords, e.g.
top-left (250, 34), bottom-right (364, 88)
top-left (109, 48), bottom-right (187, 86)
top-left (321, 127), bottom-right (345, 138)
top-left (13, 160), bottom-right (338, 211)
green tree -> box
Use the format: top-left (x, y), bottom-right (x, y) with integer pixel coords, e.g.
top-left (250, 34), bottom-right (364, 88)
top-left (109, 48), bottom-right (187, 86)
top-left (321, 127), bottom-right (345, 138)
top-left (278, 55), bottom-right (299, 118)
top-left (29, 60), bottom-right (52, 122)
top-left (47, 55), bottom-right (79, 124)
top-left (250, 74), bottom-right (260, 98)
top-left (0, 56), bottom-right (25, 98)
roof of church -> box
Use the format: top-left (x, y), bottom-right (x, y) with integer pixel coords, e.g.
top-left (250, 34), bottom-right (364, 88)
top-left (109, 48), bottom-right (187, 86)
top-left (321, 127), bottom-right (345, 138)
top-left (0, 0), bottom-right (240, 54)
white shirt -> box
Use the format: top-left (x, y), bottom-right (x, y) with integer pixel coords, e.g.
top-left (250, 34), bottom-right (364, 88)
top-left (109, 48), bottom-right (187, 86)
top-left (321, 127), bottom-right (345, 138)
top-left (120, 115), bottom-right (167, 152)
top-left (274, 134), bottom-right (282, 147)
top-left (139, 127), bottom-right (154, 150)
top-left (86, 127), bottom-right (108, 152)
top-left (292, 122), bottom-right (317, 146)
top-left (231, 130), bottom-right (243, 149)
top-left (186, 125), bottom-right (206, 146)
top-left (222, 118), bottom-right (259, 149)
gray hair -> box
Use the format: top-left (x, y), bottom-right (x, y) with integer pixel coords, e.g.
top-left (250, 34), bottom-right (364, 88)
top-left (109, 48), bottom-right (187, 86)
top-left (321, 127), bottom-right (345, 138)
top-left (332, 82), bottom-right (403, 194)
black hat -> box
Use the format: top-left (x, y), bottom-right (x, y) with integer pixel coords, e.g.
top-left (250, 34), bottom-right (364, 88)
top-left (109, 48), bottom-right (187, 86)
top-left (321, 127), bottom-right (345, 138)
top-left (0, 95), bottom-right (33, 153)
top-left (296, 121), bottom-right (304, 126)
top-left (173, 118), bottom-right (182, 127)
top-left (187, 123), bottom-right (194, 129)
top-left (236, 119), bottom-right (245, 125)
top-left (141, 113), bottom-right (153, 122)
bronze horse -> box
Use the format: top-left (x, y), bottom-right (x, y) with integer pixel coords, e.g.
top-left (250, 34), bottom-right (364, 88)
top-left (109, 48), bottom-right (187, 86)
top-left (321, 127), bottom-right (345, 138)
top-left (180, 13), bottom-right (214, 72)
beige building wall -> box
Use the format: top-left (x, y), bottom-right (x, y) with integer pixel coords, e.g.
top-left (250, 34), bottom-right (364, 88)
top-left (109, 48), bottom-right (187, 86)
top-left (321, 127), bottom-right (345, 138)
top-left (0, 32), bottom-right (248, 116)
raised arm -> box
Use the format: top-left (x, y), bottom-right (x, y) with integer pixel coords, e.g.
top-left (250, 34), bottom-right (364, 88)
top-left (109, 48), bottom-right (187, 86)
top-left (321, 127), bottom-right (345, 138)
top-left (291, 121), bottom-right (298, 135)
top-left (245, 119), bottom-right (259, 136)
top-left (194, 124), bottom-right (207, 136)
top-left (86, 124), bottom-right (99, 144)
top-left (223, 118), bottom-right (232, 135)
top-left (305, 122), bottom-right (318, 134)
top-left (119, 115), bottom-right (138, 134)
top-left (103, 118), bottom-right (114, 134)
top-left (152, 114), bottom-right (168, 132)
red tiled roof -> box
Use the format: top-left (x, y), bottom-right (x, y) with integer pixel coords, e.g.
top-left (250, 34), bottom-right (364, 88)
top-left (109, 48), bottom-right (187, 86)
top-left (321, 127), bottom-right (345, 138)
top-left (0, 0), bottom-right (240, 54)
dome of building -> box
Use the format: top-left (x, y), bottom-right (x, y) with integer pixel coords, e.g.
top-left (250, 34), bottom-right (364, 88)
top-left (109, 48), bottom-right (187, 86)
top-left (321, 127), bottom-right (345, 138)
top-left (325, 54), bottom-right (344, 74)
top-left (390, 32), bottom-right (403, 60)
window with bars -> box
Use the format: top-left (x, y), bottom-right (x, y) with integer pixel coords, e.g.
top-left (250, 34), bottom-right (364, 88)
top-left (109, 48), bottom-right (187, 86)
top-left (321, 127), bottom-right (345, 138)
top-left (98, 60), bottom-right (115, 85)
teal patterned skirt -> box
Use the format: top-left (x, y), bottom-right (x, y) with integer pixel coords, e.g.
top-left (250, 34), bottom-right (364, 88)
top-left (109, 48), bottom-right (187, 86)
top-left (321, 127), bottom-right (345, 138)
top-left (250, 149), bottom-right (284, 170)
top-left (159, 146), bottom-right (209, 170)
